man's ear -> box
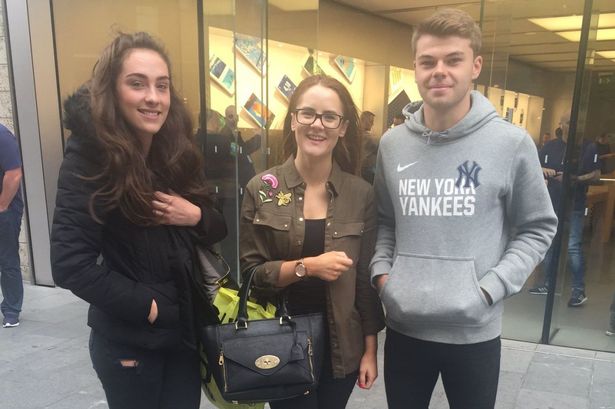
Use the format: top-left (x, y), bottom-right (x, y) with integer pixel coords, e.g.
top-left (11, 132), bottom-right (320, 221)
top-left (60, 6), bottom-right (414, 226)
top-left (472, 55), bottom-right (483, 80)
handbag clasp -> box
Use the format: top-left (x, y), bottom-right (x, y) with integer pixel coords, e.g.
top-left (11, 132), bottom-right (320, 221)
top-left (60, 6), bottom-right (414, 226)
top-left (255, 355), bottom-right (281, 369)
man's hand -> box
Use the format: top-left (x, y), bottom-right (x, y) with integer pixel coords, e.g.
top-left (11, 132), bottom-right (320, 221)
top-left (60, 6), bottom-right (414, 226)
top-left (542, 167), bottom-right (557, 179)
top-left (481, 287), bottom-right (493, 305)
top-left (375, 274), bottom-right (389, 293)
top-left (152, 191), bottom-right (201, 226)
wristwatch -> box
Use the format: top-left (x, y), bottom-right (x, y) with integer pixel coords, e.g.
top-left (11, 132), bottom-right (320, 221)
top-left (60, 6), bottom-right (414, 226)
top-left (294, 259), bottom-right (307, 279)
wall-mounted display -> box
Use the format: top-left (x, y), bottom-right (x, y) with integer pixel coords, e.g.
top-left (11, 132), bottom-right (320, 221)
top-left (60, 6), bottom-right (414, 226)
top-left (389, 67), bottom-right (403, 98)
top-left (235, 34), bottom-right (267, 75)
top-left (333, 55), bottom-right (356, 83)
top-left (209, 55), bottom-right (235, 95)
top-left (303, 55), bottom-right (325, 76)
top-left (243, 93), bottom-right (275, 129)
top-left (276, 75), bottom-right (297, 102)
top-left (387, 90), bottom-right (411, 128)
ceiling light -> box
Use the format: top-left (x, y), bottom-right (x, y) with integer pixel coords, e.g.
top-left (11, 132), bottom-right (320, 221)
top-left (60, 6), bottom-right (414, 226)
top-left (529, 12), bottom-right (615, 31)
top-left (555, 28), bottom-right (615, 42)
top-left (268, 0), bottom-right (317, 11)
top-left (597, 51), bottom-right (615, 62)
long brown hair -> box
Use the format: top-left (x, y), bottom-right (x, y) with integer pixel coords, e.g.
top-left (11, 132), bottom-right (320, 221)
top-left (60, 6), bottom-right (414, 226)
top-left (282, 75), bottom-right (362, 175)
top-left (87, 32), bottom-right (210, 225)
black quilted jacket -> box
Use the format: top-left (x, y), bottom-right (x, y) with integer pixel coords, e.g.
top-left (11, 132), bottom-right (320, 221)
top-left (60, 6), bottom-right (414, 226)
top-left (51, 87), bottom-right (226, 350)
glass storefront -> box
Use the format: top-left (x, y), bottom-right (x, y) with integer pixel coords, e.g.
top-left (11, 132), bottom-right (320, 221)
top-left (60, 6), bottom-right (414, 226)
top-left (30, 0), bottom-right (615, 352)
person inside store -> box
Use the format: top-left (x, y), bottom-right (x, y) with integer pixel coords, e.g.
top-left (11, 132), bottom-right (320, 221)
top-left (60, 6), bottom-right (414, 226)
top-left (529, 115), bottom-right (601, 307)
top-left (239, 74), bottom-right (385, 409)
top-left (360, 110), bottom-right (378, 183)
top-left (539, 131), bottom-right (553, 149)
top-left (596, 132), bottom-right (615, 174)
top-left (370, 9), bottom-right (557, 409)
top-left (0, 122), bottom-right (24, 328)
top-left (50, 32), bottom-right (226, 409)
top-left (391, 113), bottom-right (406, 127)
top-left (196, 105), bottom-right (261, 274)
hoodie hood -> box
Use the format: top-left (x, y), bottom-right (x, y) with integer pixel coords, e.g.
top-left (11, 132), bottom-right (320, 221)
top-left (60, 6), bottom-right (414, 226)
top-left (63, 84), bottom-right (96, 140)
top-left (402, 90), bottom-right (499, 145)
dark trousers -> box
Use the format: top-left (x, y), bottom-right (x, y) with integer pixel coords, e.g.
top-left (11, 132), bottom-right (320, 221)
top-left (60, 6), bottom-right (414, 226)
top-left (269, 350), bottom-right (358, 409)
top-left (384, 328), bottom-right (501, 409)
top-left (0, 208), bottom-right (23, 320)
top-left (89, 330), bottom-right (201, 409)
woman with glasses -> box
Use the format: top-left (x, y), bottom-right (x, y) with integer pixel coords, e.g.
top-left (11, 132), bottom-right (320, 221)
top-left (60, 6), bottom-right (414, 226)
top-left (239, 75), bottom-right (385, 409)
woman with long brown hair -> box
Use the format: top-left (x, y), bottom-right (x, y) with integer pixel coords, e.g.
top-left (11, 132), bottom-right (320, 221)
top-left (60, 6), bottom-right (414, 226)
top-left (50, 32), bottom-right (226, 409)
top-left (239, 75), bottom-right (385, 408)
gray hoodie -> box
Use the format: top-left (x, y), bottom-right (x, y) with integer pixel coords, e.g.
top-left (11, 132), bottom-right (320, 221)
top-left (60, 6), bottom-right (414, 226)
top-left (370, 91), bottom-right (557, 344)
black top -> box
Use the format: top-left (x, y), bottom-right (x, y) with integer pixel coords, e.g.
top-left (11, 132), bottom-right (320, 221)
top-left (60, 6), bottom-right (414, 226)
top-left (286, 219), bottom-right (326, 315)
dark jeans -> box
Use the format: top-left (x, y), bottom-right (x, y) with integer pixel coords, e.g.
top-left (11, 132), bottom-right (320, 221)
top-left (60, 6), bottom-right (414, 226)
top-left (89, 330), bottom-right (201, 409)
top-left (384, 328), bottom-right (501, 409)
top-left (0, 208), bottom-right (23, 320)
top-left (269, 350), bottom-right (358, 409)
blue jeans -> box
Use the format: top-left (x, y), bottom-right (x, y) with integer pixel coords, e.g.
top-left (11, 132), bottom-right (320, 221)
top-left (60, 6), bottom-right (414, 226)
top-left (544, 209), bottom-right (585, 291)
top-left (0, 208), bottom-right (23, 320)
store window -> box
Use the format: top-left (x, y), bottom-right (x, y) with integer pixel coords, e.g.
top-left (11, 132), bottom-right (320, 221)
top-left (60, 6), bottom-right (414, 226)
top-left (52, 0), bottom-right (200, 141)
top-left (479, 0), bottom-right (615, 352)
top-left (49, 0), bottom-right (615, 351)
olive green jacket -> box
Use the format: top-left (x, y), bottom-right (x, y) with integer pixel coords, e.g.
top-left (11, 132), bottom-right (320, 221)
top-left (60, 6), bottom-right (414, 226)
top-left (239, 156), bottom-right (385, 378)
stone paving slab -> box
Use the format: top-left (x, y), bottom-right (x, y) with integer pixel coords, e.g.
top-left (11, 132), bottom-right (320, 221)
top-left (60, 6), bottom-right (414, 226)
top-left (3, 284), bottom-right (615, 409)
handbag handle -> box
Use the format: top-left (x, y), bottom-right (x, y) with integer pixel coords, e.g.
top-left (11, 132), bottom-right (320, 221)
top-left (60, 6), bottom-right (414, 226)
top-left (235, 267), bottom-right (291, 329)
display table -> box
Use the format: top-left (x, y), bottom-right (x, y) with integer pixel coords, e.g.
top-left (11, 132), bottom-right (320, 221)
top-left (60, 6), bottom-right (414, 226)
top-left (587, 184), bottom-right (614, 243)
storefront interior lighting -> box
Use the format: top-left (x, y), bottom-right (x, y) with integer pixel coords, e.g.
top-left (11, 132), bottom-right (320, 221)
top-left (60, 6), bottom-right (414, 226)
top-left (268, 0), bottom-right (317, 11)
top-left (597, 50), bottom-right (615, 62)
top-left (529, 13), bottom-right (615, 42)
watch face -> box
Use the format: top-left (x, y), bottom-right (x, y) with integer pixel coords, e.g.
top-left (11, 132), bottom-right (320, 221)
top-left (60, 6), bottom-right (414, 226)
top-left (295, 262), bottom-right (306, 277)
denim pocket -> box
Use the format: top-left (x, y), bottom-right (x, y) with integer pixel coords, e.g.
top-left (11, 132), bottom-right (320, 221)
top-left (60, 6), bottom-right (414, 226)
top-left (382, 253), bottom-right (491, 327)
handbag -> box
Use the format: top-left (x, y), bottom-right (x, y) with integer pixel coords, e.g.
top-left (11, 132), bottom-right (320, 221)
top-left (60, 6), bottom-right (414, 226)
top-left (193, 244), bottom-right (276, 323)
top-left (200, 267), bottom-right (325, 404)
top-left (194, 244), bottom-right (237, 302)
top-left (190, 245), bottom-right (273, 409)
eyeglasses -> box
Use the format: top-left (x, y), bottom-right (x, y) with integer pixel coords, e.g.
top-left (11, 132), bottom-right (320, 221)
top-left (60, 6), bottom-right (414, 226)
top-left (294, 108), bottom-right (344, 129)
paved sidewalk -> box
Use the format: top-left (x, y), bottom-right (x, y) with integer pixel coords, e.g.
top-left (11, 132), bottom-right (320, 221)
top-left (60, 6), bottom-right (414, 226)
top-left (1, 284), bottom-right (615, 409)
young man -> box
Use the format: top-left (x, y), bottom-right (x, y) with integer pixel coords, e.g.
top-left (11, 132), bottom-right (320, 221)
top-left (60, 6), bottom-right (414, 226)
top-left (0, 123), bottom-right (24, 328)
top-left (529, 114), bottom-right (600, 306)
top-left (370, 9), bottom-right (557, 408)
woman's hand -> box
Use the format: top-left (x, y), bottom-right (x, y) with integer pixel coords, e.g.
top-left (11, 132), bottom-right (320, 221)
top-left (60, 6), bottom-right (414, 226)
top-left (147, 299), bottom-right (158, 324)
top-left (357, 335), bottom-right (378, 389)
top-left (152, 191), bottom-right (201, 226)
top-left (304, 251), bottom-right (353, 282)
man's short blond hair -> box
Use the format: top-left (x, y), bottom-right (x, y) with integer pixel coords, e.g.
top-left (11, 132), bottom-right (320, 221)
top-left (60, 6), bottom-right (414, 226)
top-left (411, 9), bottom-right (482, 57)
